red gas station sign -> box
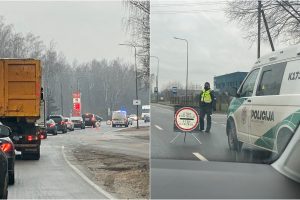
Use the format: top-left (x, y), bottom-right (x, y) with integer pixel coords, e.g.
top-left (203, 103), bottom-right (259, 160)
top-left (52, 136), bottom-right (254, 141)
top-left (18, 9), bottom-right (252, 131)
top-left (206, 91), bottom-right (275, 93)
top-left (72, 91), bottom-right (81, 116)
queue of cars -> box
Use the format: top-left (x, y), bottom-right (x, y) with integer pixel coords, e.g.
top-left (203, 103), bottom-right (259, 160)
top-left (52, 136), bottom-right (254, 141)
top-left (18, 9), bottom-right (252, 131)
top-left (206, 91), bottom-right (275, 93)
top-left (45, 113), bottom-right (102, 136)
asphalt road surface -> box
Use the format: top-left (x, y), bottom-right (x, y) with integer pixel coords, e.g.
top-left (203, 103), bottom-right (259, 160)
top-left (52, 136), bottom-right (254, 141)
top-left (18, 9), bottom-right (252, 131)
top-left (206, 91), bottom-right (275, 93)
top-left (8, 120), bottom-right (148, 199)
top-left (151, 104), bottom-right (273, 163)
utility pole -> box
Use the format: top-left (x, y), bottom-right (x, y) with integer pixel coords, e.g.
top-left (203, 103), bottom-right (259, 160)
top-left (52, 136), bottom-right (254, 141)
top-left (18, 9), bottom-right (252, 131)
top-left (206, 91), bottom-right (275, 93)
top-left (119, 43), bottom-right (140, 129)
top-left (261, 9), bottom-right (275, 51)
top-left (150, 56), bottom-right (159, 103)
top-left (258, 0), bottom-right (262, 58)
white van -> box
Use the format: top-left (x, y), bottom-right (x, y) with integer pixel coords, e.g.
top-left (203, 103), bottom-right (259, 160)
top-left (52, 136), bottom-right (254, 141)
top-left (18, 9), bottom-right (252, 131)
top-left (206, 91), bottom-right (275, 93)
top-left (227, 45), bottom-right (300, 155)
top-left (141, 105), bottom-right (150, 120)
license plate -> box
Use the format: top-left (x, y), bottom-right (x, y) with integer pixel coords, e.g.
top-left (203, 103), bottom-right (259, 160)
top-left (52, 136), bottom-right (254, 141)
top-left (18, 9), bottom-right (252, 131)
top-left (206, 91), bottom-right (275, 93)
top-left (85, 118), bottom-right (90, 121)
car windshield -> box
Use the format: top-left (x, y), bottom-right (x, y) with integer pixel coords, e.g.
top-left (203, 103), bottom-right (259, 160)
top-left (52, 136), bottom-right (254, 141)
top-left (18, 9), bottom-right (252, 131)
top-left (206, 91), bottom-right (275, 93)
top-left (47, 119), bottom-right (54, 124)
top-left (50, 116), bottom-right (62, 123)
top-left (70, 117), bottom-right (81, 121)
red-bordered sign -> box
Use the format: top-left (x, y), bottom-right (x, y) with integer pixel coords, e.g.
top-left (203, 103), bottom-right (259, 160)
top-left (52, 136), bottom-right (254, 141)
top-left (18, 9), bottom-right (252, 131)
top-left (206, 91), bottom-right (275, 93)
top-left (174, 107), bottom-right (199, 132)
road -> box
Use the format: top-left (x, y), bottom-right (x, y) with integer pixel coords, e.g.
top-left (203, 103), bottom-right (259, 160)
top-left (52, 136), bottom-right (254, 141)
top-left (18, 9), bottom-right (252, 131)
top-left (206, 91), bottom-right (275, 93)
top-left (151, 104), bottom-right (273, 163)
top-left (8, 120), bottom-right (149, 199)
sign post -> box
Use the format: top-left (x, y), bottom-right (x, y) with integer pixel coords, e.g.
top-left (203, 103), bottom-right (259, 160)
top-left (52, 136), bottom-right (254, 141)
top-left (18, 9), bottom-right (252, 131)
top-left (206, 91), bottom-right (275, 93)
top-left (171, 106), bottom-right (201, 144)
top-left (72, 91), bottom-right (81, 117)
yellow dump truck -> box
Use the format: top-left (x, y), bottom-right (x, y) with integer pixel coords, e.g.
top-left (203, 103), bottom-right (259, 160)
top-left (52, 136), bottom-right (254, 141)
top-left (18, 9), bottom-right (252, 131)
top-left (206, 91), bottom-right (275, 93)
top-left (0, 59), bottom-right (43, 160)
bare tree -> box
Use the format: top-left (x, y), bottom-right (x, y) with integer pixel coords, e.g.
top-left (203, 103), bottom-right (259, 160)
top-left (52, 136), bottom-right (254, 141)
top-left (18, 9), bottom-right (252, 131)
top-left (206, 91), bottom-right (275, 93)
top-left (226, 1), bottom-right (300, 44)
top-left (123, 0), bottom-right (150, 87)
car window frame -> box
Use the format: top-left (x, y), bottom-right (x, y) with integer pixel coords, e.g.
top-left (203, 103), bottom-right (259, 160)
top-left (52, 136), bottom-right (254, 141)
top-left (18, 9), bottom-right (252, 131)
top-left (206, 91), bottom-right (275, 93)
top-left (256, 62), bottom-right (287, 96)
top-left (238, 68), bottom-right (260, 98)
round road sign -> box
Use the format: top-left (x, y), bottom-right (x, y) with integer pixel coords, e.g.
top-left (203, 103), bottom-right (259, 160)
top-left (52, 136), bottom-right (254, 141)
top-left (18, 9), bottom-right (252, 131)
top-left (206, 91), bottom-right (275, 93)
top-left (175, 107), bottom-right (199, 132)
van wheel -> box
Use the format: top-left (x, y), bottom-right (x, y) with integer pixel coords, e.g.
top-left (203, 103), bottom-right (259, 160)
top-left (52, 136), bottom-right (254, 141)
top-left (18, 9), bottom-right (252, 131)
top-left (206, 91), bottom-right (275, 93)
top-left (227, 119), bottom-right (243, 152)
top-left (277, 128), bottom-right (293, 155)
top-left (32, 151), bottom-right (40, 160)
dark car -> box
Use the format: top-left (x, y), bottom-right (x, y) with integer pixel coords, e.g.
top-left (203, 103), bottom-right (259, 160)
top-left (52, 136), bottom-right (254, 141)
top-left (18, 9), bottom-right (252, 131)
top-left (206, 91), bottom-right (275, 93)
top-left (46, 119), bottom-right (58, 135)
top-left (0, 147), bottom-right (8, 199)
top-left (0, 124), bottom-right (13, 195)
top-left (70, 117), bottom-right (85, 129)
top-left (48, 115), bottom-right (67, 133)
top-left (0, 123), bottom-right (15, 185)
top-left (82, 113), bottom-right (102, 128)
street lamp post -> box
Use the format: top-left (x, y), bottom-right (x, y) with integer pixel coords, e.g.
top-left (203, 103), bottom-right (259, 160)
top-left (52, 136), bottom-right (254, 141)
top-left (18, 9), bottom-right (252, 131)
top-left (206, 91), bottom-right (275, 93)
top-left (174, 37), bottom-right (189, 105)
top-left (119, 43), bottom-right (139, 129)
top-left (150, 56), bottom-right (159, 103)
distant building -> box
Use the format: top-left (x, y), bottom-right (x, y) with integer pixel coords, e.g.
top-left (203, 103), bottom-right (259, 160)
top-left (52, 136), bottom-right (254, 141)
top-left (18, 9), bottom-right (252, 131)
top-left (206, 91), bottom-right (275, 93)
top-left (214, 72), bottom-right (248, 94)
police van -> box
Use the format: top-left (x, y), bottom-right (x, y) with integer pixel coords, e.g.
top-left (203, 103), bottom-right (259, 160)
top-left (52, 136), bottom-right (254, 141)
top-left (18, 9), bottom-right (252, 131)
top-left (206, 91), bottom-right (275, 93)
top-left (227, 45), bottom-right (300, 155)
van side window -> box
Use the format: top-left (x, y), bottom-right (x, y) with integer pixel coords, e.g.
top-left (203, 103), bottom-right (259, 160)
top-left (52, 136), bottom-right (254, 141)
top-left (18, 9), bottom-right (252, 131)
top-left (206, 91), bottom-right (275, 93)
top-left (256, 62), bottom-right (287, 96)
top-left (239, 69), bottom-right (259, 97)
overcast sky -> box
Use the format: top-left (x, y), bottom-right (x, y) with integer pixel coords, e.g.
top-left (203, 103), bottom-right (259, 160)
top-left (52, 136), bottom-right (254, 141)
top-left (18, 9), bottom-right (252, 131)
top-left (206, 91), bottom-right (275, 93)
top-left (0, 1), bottom-right (135, 64)
top-left (150, 0), bottom-right (285, 90)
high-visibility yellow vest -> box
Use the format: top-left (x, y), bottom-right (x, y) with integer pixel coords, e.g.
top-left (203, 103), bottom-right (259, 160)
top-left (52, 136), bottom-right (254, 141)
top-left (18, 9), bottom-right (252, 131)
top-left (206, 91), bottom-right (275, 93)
top-left (201, 89), bottom-right (212, 103)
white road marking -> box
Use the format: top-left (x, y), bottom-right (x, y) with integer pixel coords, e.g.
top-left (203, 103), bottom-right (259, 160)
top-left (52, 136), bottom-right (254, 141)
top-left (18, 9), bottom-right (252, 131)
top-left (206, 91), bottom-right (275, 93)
top-left (155, 125), bottom-right (163, 131)
top-left (193, 152), bottom-right (208, 161)
top-left (212, 121), bottom-right (226, 127)
top-left (61, 146), bottom-right (115, 199)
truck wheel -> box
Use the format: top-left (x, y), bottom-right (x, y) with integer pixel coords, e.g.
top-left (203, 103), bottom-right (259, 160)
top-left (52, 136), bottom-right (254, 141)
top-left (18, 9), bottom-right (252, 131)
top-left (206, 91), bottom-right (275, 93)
top-left (8, 172), bottom-right (15, 185)
top-left (227, 119), bottom-right (243, 152)
top-left (32, 149), bottom-right (40, 160)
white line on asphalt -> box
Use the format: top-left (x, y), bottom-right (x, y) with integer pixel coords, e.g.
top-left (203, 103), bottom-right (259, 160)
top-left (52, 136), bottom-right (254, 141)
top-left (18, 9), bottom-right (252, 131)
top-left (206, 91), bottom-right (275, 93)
top-left (61, 146), bottom-right (115, 199)
top-left (193, 152), bottom-right (208, 161)
top-left (154, 125), bottom-right (163, 131)
top-left (212, 121), bottom-right (226, 127)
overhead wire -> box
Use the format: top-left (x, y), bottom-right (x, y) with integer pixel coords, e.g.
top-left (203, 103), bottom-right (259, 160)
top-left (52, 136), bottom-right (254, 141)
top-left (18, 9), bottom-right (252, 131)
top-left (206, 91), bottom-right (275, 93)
top-left (151, 2), bottom-right (226, 14)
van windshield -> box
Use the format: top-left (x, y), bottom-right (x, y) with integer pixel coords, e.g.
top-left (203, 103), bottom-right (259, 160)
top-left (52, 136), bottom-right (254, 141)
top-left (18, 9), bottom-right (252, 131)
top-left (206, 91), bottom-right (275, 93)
top-left (112, 112), bottom-right (126, 119)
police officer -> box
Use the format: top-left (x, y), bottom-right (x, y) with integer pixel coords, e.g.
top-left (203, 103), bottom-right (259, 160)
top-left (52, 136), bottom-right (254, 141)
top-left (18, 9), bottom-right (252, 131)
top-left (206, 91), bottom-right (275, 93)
top-left (199, 82), bottom-right (216, 133)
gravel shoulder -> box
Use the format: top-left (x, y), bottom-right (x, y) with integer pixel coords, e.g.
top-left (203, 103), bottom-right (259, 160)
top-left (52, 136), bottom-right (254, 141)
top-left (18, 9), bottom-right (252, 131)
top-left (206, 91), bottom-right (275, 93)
top-left (65, 127), bottom-right (149, 199)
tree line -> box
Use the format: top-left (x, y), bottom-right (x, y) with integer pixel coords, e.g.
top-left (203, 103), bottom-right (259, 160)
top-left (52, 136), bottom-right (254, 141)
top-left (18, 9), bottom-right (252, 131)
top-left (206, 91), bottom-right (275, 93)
top-left (0, 17), bottom-right (149, 119)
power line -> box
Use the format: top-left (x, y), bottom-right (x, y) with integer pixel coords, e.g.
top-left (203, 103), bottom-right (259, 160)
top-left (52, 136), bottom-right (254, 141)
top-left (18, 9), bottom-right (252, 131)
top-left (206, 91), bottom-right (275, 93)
top-left (152, 9), bottom-right (224, 14)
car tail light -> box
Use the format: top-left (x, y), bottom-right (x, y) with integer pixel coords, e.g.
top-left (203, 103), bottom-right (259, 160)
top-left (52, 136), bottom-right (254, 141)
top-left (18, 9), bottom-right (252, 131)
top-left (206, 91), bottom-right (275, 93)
top-left (50, 123), bottom-right (55, 127)
top-left (0, 142), bottom-right (13, 152)
top-left (40, 134), bottom-right (45, 139)
top-left (27, 135), bottom-right (38, 141)
top-left (92, 117), bottom-right (96, 121)
top-left (61, 121), bottom-right (65, 125)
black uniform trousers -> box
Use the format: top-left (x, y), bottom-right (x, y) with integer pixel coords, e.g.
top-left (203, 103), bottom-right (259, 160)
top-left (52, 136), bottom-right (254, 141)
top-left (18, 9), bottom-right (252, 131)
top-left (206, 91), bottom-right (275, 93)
top-left (199, 105), bottom-right (212, 131)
